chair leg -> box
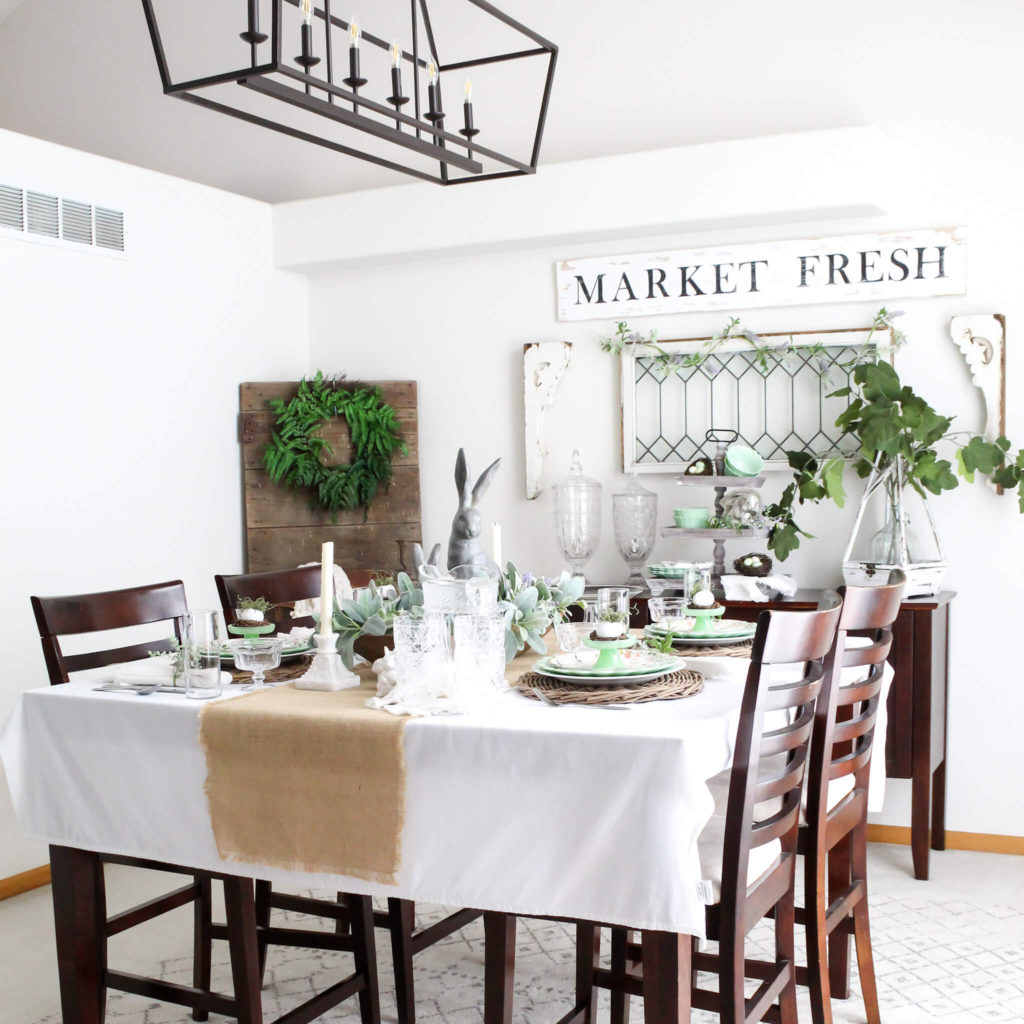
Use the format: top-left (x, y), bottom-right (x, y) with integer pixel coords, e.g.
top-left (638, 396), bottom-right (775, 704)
top-left (610, 927), bottom-right (633, 1024)
top-left (484, 911), bottom-right (517, 1024)
top-left (389, 897), bottom-right (417, 1024)
top-left (804, 850), bottom-right (833, 1024)
top-left (851, 824), bottom-right (881, 1024)
top-left (827, 835), bottom-right (853, 1000)
top-left (254, 879), bottom-right (272, 984)
top-left (575, 922), bottom-right (601, 1024)
top-left (336, 891), bottom-right (352, 935)
top-left (775, 886), bottom-right (799, 1024)
top-left (347, 894), bottom-right (382, 1024)
top-left (192, 876), bottom-right (213, 1022)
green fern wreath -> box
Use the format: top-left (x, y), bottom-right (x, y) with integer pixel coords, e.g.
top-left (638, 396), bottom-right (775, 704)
top-left (263, 373), bottom-right (406, 517)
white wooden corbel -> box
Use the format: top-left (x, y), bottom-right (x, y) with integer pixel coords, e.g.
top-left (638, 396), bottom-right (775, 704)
top-left (524, 341), bottom-right (572, 500)
top-left (951, 314), bottom-right (1006, 491)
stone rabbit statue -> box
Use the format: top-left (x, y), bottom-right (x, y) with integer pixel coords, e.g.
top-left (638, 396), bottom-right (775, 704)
top-left (447, 448), bottom-right (502, 569)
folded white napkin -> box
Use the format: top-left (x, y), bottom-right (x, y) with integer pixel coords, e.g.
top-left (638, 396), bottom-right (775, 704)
top-left (720, 574), bottom-right (797, 602)
top-left (279, 626), bottom-right (315, 645)
top-left (114, 657), bottom-right (231, 688)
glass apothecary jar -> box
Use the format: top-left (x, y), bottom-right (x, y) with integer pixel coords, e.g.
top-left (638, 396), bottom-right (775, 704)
top-left (553, 450), bottom-right (602, 579)
top-left (612, 473), bottom-right (658, 585)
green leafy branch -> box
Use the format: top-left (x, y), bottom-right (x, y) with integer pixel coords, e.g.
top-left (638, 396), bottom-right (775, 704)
top-left (263, 372), bottom-right (407, 520)
top-left (765, 358), bottom-right (1024, 560)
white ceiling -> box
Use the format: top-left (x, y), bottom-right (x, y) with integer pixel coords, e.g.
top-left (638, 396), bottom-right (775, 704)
top-left (0, 0), bottom-right (1021, 204)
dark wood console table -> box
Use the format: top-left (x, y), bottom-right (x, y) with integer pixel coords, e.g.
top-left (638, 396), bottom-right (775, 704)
top-left (622, 587), bottom-right (955, 880)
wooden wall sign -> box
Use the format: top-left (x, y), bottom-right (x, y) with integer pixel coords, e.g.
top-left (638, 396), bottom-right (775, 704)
top-left (239, 381), bottom-right (422, 574)
top-left (556, 227), bottom-right (966, 322)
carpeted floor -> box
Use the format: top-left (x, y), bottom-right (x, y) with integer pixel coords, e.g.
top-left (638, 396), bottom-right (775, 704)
top-left (5, 845), bottom-right (1022, 1023)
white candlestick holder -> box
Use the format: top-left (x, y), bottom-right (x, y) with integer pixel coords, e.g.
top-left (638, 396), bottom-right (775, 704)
top-left (295, 631), bottom-right (360, 691)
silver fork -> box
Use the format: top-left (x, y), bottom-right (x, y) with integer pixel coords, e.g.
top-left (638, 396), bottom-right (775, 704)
top-left (532, 687), bottom-right (630, 711)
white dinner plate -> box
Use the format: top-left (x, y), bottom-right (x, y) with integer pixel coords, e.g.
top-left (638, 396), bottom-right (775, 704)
top-left (533, 660), bottom-right (682, 687)
top-left (646, 618), bottom-right (757, 641)
top-left (644, 625), bottom-right (755, 647)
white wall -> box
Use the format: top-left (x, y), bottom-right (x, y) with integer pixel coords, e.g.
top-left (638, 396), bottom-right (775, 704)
top-left (303, 130), bottom-right (1024, 839)
top-left (0, 129), bottom-right (309, 877)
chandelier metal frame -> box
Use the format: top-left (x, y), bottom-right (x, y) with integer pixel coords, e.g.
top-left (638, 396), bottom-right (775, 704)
top-left (140, 0), bottom-right (557, 185)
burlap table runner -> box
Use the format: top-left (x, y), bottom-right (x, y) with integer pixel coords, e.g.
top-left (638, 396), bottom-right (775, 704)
top-left (198, 670), bottom-right (406, 884)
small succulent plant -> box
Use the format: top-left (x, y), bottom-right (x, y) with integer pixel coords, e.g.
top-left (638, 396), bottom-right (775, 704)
top-left (237, 596), bottom-right (273, 613)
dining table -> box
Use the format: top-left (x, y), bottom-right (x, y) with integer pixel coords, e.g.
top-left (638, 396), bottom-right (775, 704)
top-left (0, 643), bottom-right (890, 1024)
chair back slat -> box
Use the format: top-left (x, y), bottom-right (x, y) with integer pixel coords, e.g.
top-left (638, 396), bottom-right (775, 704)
top-left (216, 566), bottom-right (377, 629)
top-left (803, 572), bottom-right (906, 843)
top-left (216, 567), bottom-right (323, 614)
top-left (718, 597), bottom-right (842, 925)
top-left (31, 581), bottom-right (188, 685)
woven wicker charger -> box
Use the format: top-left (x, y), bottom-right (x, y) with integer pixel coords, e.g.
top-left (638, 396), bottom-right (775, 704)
top-left (668, 638), bottom-right (754, 659)
top-left (516, 667), bottom-right (704, 706)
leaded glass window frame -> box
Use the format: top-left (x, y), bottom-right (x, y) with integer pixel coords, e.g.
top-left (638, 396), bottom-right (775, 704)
top-left (621, 326), bottom-right (888, 473)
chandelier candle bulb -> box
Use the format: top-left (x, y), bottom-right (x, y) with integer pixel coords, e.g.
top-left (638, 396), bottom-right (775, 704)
top-left (319, 541), bottom-right (334, 637)
top-left (387, 38), bottom-right (408, 109)
top-left (296, 0), bottom-right (319, 70)
top-left (342, 15), bottom-right (367, 89)
top-left (426, 58), bottom-right (443, 121)
top-left (460, 75), bottom-right (478, 140)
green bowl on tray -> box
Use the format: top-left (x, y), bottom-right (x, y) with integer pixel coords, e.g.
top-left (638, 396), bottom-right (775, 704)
top-left (724, 445), bottom-right (764, 477)
top-left (673, 507), bottom-right (711, 528)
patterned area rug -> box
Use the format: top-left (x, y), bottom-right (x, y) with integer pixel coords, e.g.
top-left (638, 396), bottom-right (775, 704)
top-left (30, 888), bottom-right (1024, 1023)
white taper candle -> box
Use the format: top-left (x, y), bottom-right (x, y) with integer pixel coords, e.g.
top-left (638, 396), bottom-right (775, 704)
top-left (492, 523), bottom-right (502, 570)
top-left (319, 541), bottom-right (334, 636)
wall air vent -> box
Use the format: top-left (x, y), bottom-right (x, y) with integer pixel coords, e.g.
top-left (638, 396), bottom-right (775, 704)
top-left (26, 192), bottom-right (59, 238)
top-left (95, 207), bottom-right (125, 252)
top-left (0, 183), bottom-right (126, 255)
top-left (0, 185), bottom-right (23, 230)
top-left (61, 199), bottom-right (93, 245)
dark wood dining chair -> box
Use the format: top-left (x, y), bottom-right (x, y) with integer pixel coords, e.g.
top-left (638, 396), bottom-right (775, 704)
top-left (216, 565), bottom-right (481, 1024)
top-left (34, 580), bottom-right (382, 1024)
top-left (31, 581), bottom-right (222, 1022)
top-left (798, 572), bottom-right (905, 1024)
top-left (485, 598), bottom-right (842, 1024)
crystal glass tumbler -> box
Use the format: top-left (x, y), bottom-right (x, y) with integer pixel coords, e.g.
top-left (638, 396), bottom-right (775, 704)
top-left (453, 613), bottom-right (507, 690)
top-left (180, 610), bottom-right (224, 700)
top-left (393, 612), bottom-right (450, 690)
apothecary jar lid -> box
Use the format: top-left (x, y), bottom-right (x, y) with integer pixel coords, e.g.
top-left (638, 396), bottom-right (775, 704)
top-left (553, 449), bottom-right (602, 497)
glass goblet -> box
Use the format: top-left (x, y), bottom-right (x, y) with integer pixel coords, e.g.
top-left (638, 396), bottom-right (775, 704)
top-left (647, 597), bottom-right (694, 636)
top-left (233, 639), bottom-right (285, 692)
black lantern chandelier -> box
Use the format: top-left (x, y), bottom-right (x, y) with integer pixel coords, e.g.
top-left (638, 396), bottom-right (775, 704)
top-left (140, 1), bottom-right (557, 185)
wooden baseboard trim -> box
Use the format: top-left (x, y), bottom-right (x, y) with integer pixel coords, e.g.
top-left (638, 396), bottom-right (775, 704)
top-left (0, 864), bottom-right (51, 901)
top-left (867, 825), bottom-right (1024, 856)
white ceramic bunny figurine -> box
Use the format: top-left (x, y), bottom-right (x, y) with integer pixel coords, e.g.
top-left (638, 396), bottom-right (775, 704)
top-left (447, 448), bottom-right (502, 569)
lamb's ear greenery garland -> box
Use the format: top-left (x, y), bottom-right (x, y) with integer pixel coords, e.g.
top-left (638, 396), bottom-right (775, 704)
top-left (263, 372), bottom-right (407, 518)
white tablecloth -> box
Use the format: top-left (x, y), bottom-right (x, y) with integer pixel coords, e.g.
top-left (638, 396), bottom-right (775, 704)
top-left (0, 655), bottom-right (891, 938)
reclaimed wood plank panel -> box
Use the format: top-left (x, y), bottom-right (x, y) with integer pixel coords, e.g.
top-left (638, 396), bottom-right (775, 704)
top-left (240, 381), bottom-right (421, 575)
top-left (246, 524), bottom-right (421, 574)
top-left (241, 381), bottom-right (417, 411)
top-left (244, 466), bottom-right (421, 529)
